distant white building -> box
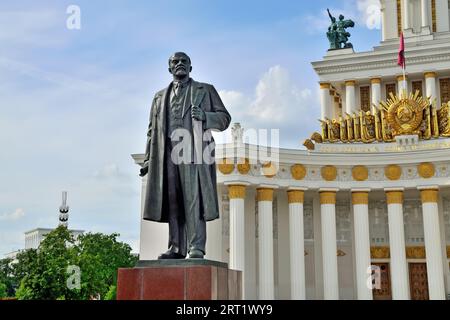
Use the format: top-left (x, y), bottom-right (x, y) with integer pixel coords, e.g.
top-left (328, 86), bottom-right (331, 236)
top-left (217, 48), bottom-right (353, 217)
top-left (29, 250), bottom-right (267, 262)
top-left (24, 228), bottom-right (84, 250)
top-left (4, 192), bottom-right (84, 260)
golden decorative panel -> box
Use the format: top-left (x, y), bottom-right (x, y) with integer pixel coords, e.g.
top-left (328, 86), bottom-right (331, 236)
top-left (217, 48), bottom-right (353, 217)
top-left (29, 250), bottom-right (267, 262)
top-left (385, 165), bottom-right (402, 181)
top-left (420, 189), bottom-right (439, 204)
top-left (432, 0), bottom-right (437, 33)
top-left (397, 0), bottom-right (402, 36)
top-left (360, 85), bottom-right (371, 112)
top-left (386, 83), bottom-right (397, 99)
top-left (371, 246), bottom-right (390, 259)
top-left (291, 164), bottom-right (306, 180)
top-left (345, 80), bottom-right (356, 86)
top-left (308, 83), bottom-right (450, 147)
top-left (217, 159), bottom-right (235, 175)
top-left (262, 162), bottom-right (277, 178)
top-left (447, 246), bottom-right (450, 258)
top-left (287, 190), bottom-right (304, 204)
top-left (237, 158), bottom-right (250, 175)
top-left (371, 78), bottom-right (381, 84)
top-left (424, 72), bottom-right (437, 79)
top-left (321, 166), bottom-right (337, 181)
top-left (228, 185), bottom-right (246, 199)
top-left (257, 188), bottom-right (274, 202)
top-left (380, 92), bottom-right (430, 137)
top-left (337, 250), bottom-right (346, 257)
top-left (320, 191), bottom-right (336, 205)
top-left (417, 162), bottom-right (435, 179)
top-left (386, 191), bottom-right (404, 205)
top-left (352, 192), bottom-right (369, 205)
top-left (440, 78), bottom-right (450, 105)
top-left (406, 246), bottom-right (426, 259)
top-left (320, 83), bottom-right (331, 89)
top-left (412, 81), bottom-right (423, 97)
top-left (352, 166), bottom-right (369, 181)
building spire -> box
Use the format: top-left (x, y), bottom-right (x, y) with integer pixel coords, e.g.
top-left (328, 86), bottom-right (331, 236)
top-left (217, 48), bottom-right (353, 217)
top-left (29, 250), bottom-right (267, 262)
top-left (59, 191), bottom-right (69, 227)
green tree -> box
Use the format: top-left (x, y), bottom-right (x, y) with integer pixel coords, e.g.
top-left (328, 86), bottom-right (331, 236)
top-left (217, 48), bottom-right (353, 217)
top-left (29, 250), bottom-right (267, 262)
top-left (0, 257), bottom-right (16, 297)
top-left (0, 282), bottom-right (7, 298)
top-left (73, 233), bottom-right (137, 300)
top-left (12, 226), bottom-right (137, 300)
top-left (15, 226), bottom-right (77, 300)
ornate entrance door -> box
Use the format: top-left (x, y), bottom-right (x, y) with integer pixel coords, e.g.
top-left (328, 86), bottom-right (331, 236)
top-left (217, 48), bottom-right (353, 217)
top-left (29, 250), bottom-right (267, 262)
top-left (372, 263), bottom-right (392, 300)
top-left (409, 263), bottom-right (429, 300)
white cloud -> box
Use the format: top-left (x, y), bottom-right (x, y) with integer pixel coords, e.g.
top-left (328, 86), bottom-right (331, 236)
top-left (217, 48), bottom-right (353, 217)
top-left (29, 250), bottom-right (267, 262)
top-left (0, 208), bottom-right (25, 221)
top-left (0, 10), bottom-right (64, 50)
top-left (93, 163), bottom-right (125, 179)
top-left (218, 65), bottom-right (319, 147)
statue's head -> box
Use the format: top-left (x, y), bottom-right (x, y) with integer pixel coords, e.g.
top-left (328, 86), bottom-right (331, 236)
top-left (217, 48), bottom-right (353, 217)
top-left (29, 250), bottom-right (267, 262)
top-left (168, 52), bottom-right (192, 79)
top-left (339, 14), bottom-right (344, 21)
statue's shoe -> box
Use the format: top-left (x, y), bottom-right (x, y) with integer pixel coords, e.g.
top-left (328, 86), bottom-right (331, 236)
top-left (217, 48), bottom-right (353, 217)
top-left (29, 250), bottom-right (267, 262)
top-left (158, 251), bottom-right (186, 260)
top-left (188, 249), bottom-right (204, 259)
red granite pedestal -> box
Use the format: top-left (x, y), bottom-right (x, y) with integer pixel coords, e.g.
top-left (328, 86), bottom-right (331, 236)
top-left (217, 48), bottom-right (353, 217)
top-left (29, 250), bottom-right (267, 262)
top-left (117, 260), bottom-right (242, 300)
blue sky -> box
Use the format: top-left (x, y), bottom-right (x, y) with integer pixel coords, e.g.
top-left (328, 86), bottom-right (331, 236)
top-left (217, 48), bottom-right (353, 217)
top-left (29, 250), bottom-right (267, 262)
top-left (0, 0), bottom-right (381, 256)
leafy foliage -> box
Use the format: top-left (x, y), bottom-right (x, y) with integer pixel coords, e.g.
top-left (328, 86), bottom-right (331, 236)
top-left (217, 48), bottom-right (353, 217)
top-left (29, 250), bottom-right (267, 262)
top-left (0, 257), bottom-right (15, 297)
top-left (5, 226), bottom-right (137, 300)
top-left (0, 282), bottom-right (7, 298)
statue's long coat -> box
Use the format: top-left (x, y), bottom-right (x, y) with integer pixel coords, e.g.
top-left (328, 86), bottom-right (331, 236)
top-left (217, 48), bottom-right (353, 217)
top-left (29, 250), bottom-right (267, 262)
top-left (143, 79), bottom-right (231, 223)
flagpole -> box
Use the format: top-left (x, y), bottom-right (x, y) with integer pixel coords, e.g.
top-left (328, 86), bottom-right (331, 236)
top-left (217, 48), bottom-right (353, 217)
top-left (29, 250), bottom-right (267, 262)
top-left (403, 65), bottom-right (407, 98)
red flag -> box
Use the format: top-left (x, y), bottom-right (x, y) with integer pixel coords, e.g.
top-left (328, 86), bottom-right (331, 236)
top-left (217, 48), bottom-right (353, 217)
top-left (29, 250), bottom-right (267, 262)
top-left (398, 32), bottom-right (405, 69)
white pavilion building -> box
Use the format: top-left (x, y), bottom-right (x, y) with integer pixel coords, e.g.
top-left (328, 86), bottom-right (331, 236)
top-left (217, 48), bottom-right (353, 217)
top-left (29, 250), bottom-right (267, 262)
top-left (135, 0), bottom-right (450, 300)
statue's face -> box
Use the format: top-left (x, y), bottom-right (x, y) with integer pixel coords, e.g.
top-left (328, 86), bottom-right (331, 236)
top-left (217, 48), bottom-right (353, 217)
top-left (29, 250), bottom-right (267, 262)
top-left (169, 53), bottom-right (192, 78)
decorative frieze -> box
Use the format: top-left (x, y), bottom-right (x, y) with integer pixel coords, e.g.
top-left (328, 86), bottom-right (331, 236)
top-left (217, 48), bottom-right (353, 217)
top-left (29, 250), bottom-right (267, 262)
top-left (371, 246), bottom-right (390, 259)
top-left (385, 165), bottom-right (402, 181)
top-left (321, 166), bottom-right (337, 181)
top-left (291, 164), bottom-right (307, 180)
top-left (352, 166), bottom-right (369, 181)
top-left (417, 162), bottom-right (435, 179)
top-left (218, 159), bottom-right (235, 175)
top-left (237, 158), bottom-right (251, 175)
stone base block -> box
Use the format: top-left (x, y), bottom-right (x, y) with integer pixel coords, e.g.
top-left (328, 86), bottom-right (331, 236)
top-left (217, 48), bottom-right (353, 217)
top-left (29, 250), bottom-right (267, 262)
top-left (117, 260), bottom-right (242, 300)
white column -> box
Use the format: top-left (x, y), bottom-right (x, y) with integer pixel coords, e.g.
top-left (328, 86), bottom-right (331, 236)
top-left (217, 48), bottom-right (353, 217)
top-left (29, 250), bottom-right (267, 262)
top-left (425, 72), bottom-right (437, 103)
top-left (397, 75), bottom-right (408, 97)
top-left (419, 188), bottom-right (446, 300)
top-left (345, 80), bottom-right (356, 115)
top-left (352, 190), bottom-right (373, 300)
top-left (257, 186), bottom-right (276, 300)
top-left (371, 78), bottom-right (381, 113)
top-left (403, 0), bottom-right (411, 30)
top-left (320, 83), bottom-right (332, 119)
top-left (288, 188), bottom-right (306, 300)
top-left (385, 189), bottom-right (410, 300)
top-left (320, 189), bottom-right (339, 300)
top-left (381, 4), bottom-right (387, 41)
top-left (421, 0), bottom-right (430, 28)
top-left (227, 184), bottom-right (247, 272)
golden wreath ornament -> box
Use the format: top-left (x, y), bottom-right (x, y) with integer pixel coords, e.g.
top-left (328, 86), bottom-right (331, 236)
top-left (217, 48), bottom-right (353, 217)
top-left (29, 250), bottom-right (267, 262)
top-left (380, 91), bottom-right (430, 137)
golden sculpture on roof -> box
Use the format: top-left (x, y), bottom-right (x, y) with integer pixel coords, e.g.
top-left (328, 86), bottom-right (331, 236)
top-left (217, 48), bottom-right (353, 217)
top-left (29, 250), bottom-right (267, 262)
top-left (304, 90), bottom-right (450, 150)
